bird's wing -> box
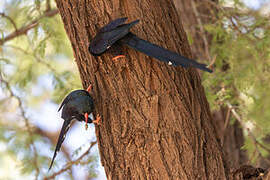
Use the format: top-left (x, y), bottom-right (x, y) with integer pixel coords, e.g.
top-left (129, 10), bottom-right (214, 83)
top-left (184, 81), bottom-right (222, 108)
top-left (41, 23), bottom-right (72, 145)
top-left (104, 20), bottom-right (140, 49)
top-left (89, 20), bottom-right (139, 55)
top-left (99, 17), bottom-right (128, 32)
top-left (58, 94), bottom-right (72, 112)
top-left (121, 33), bottom-right (212, 73)
top-left (48, 119), bottom-right (72, 170)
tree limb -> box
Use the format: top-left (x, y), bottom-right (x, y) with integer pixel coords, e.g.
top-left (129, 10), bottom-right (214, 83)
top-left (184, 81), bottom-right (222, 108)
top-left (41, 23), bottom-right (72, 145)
top-left (190, 0), bottom-right (212, 62)
top-left (0, 9), bottom-right (58, 45)
top-left (0, 12), bottom-right (18, 31)
top-left (227, 102), bottom-right (270, 165)
top-left (44, 141), bottom-right (97, 180)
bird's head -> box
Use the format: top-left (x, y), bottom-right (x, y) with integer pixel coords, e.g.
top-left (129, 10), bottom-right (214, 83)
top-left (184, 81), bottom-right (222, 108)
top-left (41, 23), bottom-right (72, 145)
top-left (88, 34), bottom-right (109, 56)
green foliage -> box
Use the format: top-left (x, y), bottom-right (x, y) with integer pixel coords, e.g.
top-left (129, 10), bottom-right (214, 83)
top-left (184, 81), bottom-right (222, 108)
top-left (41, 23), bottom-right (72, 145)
top-left (0, 0), bottom-right (96, 179)
top-left (202, 0), bottom-right (270, 164)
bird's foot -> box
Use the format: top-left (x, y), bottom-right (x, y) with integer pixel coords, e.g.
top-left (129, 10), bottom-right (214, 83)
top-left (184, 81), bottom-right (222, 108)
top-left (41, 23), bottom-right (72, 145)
top-left (85, 123), bottom-right (88, 130)
top-left (86, 84), bottom-right (92, 93)
top-left (112, 55), bottom-right (125, 61)
top-left (93, 114), bottom-right (101, 125)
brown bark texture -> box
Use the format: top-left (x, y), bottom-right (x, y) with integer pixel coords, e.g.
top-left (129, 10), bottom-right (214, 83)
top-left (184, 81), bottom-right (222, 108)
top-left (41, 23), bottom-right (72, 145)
top-left (55, 0), bottom-right (228, 179)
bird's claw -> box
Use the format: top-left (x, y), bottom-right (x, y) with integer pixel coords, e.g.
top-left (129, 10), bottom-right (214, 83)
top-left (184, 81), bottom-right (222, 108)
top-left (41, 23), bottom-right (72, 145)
top-left (112, 55), bottom-right (125, 61)
top-left (85, 123), bottom-right (88, 130)
top-left (93, 114), bottom-right (101, 125)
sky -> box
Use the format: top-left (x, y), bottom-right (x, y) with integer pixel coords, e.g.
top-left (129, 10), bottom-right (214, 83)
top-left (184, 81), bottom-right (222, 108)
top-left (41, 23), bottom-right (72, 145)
top-left (243, 0), bottom-right (268, 9)
top-left (1, 0), bottom-right (270, 180)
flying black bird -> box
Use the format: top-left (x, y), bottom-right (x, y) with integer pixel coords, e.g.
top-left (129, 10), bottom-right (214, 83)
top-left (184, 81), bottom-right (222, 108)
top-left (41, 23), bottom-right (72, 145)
top-left (89, 17), bottom-right (212, 73)
top-left (48, 85), bottom-right (101, 170)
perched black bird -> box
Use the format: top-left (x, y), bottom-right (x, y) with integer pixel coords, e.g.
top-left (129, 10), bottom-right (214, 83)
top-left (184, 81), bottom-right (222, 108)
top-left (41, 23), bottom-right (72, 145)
top-left (89, 17), bottom-right (139, 56)
top-left (89, 17), bottom-right (212, 73)
top-left (48, 85), bottom-right (101, 170)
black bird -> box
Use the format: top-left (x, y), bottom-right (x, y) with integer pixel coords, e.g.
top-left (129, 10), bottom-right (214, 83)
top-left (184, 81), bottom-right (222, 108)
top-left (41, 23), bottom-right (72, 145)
top-left (48, 85), bottom-right (101, 170)
top-left (89, 17), bottom-right (139, 56)
top-left (89, 17), bottom-right (212, 73)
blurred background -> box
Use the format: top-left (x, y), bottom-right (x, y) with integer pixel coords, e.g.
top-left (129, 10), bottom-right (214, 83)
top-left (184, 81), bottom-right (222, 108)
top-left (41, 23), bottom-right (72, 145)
top-left (0, 0), bottom-right (270, 179)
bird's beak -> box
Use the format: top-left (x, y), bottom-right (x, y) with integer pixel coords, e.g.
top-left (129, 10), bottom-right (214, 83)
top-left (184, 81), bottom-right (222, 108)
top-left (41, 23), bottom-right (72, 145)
top-left (86, 84), bottom-right (92, 93)
top-left (84, 113), bottom-right (89, 130)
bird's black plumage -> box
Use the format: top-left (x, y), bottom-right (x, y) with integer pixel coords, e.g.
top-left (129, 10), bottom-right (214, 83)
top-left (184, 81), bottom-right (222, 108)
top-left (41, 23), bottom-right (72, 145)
top-left (89, 18), bottom-right (139, 56)
top-left (48, 89), bottom-right (94, 170)
top-left (121, 33), bottom-right (212, 73)
top-left (88, 17), bottom-right (212, 73)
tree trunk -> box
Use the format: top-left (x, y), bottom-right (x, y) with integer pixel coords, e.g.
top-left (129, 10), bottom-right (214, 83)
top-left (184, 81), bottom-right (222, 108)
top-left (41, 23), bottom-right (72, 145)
top-left (55, 0), bottom-right (228, 179)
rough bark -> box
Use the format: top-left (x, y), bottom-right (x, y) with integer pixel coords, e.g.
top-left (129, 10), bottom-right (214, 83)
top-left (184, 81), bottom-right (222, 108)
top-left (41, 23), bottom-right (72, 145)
top-left (55, 0), bottom-right (228, 179)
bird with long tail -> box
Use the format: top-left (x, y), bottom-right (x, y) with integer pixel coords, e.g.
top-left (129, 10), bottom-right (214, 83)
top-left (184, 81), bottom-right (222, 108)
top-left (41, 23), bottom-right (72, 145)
top-left (48, 85), bottom-right (101, 170)
top-left (89, 17), bottom-right (212, 73)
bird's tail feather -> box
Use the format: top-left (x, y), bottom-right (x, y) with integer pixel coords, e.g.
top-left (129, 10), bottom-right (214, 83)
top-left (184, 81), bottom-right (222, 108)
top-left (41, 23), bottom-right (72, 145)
top-left (48, 119), bottom-right (72, 170)
top-left (126, 20), bottom-right (140, 28)
top-left (122, 33), bottom-right (212, 73)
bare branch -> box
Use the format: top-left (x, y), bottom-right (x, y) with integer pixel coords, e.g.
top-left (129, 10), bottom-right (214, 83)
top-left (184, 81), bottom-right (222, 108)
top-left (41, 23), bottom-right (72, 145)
top-left (4, 44), bottom-right (76, 88)
top-left (208, 54), bottom-right (217, 71)
top-left (0, 9), bottom-right (58, 45)
top-left (221, 107), bottom-right (231, 146)
top-left (46, 0), bottom-right (51, 11)
top-left (35, 125), bottom-right (77, 179)
top-left (44, 141), bottom-right (97, 180)
top-left (0, 12), bottom-right (18, 31)
top-left (190, 0), bottom-right (212, 62)
top-left (227, 102), bottom-right (270, 164)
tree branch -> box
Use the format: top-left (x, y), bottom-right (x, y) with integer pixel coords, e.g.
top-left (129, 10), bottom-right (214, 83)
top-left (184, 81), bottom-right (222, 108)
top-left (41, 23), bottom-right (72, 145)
top-left (44, 141), bottom-right (97, 180)
top-left (4, 44), bottom-right (78, 88)
top-left (0, 12), bottom-right (18, 31)
top-left (190, 0), bottom-right (212, 62)
top-left (46, 0), bottom-right (51, 11)
top-left (220, 107), bottom-right (231, 146)
top-left (227, 102), bottom-right (270, 165)
top-left (0, 9), bottom-right (58, 45)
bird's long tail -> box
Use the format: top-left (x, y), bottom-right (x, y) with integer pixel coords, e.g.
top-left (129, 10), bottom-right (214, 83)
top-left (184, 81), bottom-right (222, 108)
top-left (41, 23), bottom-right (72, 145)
top-left (48, 119), bottom-right (72, 170)
top-left (121, 33), bottom-right (212, 73)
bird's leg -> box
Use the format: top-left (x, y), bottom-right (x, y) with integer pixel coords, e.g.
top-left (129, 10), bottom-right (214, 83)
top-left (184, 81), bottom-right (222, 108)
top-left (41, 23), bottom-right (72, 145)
top-left (92, 114), bottom-right (101, 125)
top-left (112, 55), bottom-right (125, 61)
top-left (86, 84), bottom-right (92, 93)
top-left (84, 113), bottom-right (89, 130)
top-left (111, 43), bottom-right (125, 61)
